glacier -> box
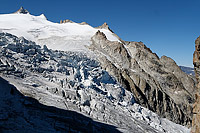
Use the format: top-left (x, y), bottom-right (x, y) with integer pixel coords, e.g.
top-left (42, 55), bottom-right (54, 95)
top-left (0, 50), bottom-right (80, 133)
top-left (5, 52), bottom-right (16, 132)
top-left (0, 9), bottom-right (191, 132)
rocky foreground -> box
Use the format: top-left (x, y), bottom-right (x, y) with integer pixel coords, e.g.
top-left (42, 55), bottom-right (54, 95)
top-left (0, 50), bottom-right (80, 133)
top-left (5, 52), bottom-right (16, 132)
top-left (192, 36), bottom-right (200, 133)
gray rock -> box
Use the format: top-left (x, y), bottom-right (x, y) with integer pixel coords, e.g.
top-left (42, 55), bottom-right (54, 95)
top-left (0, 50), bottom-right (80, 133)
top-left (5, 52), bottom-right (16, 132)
top-left (95, 23), bottom-right (114, 33)
top-left (90, 31), bottom-right (196, 127)
top-left (191, 36), bottom-right (200, 133)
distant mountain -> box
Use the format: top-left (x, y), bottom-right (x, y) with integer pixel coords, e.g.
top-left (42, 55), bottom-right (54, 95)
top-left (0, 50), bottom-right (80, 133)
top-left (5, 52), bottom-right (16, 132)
top-left (179, 66), bottom-right (195, 76)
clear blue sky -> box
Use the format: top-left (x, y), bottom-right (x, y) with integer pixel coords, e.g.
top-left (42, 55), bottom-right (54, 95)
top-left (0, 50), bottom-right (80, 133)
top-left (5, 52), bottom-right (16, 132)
top-left (0, 0), bottom-right (200, 67)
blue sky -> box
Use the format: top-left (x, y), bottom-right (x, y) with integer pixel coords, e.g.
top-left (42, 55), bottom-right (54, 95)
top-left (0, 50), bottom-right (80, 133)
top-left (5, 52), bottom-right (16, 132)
top-left (0, 0), bottom-right (200, 67)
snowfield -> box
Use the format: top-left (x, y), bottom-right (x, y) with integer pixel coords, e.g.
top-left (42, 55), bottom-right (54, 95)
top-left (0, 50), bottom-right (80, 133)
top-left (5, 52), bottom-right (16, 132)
top-left (0, 13), bottom-right (119, 52)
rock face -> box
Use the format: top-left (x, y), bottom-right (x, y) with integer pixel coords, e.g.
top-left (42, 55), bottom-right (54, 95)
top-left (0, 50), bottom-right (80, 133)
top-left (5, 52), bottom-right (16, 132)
top-left (192, 36), bottom-right (200, 133)
top-left (96, 22), bottom-right (110, 30)
top-left (96, 22), bottom-right (115, 33)
top-left (60, 19), bottom-right (74, 24)
top-left (90, 31), bottom-right (196, 127)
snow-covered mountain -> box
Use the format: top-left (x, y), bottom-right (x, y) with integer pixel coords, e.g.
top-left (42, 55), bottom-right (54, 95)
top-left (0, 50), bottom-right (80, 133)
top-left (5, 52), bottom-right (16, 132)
top-left (0, 7), bottom-right (193, 132)
top-left (0, 10), bottom-right (119, 52)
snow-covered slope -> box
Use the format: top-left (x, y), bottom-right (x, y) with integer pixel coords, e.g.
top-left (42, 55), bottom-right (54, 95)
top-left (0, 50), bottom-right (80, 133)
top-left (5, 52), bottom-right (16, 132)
top-left (0, 13), bottom-right (119, 52)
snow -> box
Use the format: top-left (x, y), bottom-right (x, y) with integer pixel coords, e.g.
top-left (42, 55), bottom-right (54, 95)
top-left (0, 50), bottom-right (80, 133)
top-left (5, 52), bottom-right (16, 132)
top-left (0, 13), bottom-right (119, 52)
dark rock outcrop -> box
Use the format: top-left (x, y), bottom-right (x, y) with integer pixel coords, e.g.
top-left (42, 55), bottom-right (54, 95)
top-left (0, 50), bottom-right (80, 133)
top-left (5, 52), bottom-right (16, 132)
top-left (90, 31), bottom-right (196, 127)
top-left (15, 7), bottom-right (29, 14)
top-left (191, 36), bottom-right (200, 133)
top-left (60, 19), bottom-right (74, 24)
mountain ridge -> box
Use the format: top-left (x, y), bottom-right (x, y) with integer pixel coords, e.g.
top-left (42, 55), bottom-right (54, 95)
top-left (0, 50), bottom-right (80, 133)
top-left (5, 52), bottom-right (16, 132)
top-left (0, 8), bottom-right (195, 132)
top-left (90, 31), bottom-right (196, 127)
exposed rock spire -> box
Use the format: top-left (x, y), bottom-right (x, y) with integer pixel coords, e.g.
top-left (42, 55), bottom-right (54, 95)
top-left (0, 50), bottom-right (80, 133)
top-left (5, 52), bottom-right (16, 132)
top-left (96, 22), bottom-right (114, 33)
top-left (192, 36), bottom-right (200, 133)
top-left (97, 22), bottom-right (109, 29)
top-left (15, 7), bottom-right (29, 14)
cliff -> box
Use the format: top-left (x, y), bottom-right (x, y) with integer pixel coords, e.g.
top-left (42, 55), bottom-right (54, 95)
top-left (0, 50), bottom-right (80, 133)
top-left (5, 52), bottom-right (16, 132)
top-left (90, 31), bottom-right (197, 127)
top-left (191, 36), bottom-right (200, 133)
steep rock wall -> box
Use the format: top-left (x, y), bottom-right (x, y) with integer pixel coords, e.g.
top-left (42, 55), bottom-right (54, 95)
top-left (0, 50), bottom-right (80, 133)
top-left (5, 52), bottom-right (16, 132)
top-left (191, 36), bottom-right (200, 133)
top-left (90, 31), bottom-right (196, 127)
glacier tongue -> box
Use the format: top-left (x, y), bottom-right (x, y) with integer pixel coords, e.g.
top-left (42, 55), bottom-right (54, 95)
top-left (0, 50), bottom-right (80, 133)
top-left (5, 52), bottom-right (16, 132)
top-left (0, 32), bottom-right (190, 132)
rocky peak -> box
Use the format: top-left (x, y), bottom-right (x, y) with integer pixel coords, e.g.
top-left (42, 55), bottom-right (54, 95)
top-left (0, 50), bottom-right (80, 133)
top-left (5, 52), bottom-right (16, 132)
top-left (192, 36), bottom-right (200, 133)
top-left (98, 22), bottom-right (109, 29)
top-left (60, 19), bottom-right (74, 24)
top-left (79, 22), bottom-right (89, 25)
top-left (15, 7), bottom-right (29, 14)
top-left (96, 22), bottom-right (114, 33)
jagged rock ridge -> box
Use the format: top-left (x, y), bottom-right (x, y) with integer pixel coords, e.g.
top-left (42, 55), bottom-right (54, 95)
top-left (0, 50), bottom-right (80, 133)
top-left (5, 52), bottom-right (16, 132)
top-left (89, 31), bottom-right (196, 127)
top-left (95, 22), bottom-right (115, 35)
